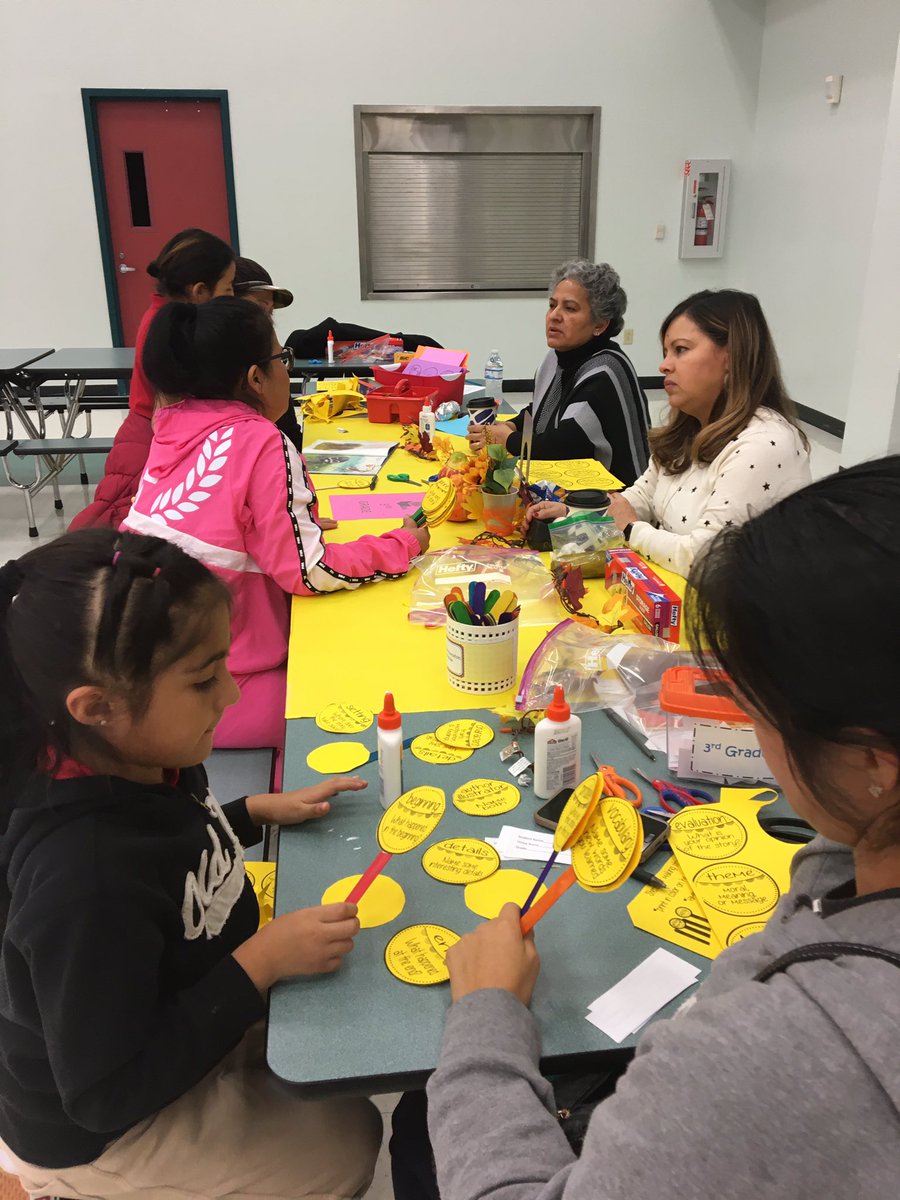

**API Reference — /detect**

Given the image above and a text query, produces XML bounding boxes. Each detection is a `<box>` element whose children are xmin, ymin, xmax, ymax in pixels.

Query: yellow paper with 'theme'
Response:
<box><xmin>377</xmin><ymin>786</ymin><xmax>445</xmax><ymax>854</ymax></box>
<box><xmin>385</xmin><ymin>923</ymin><xmax>460</xmax><ymax>986</ymax></box>
<box><xmin>452</xmin><ymin>779</ymin><xmax>521</xmax><ymax>817</ymax></box>
<box><xmin>306</xmin><ymin>741</ymin><xmax>371</xmax><ymax>774</ymax></box>
<box><xmin>571</xmin><ymin>798</ymin><xmax>643</xmax><ymax>891</ymax></box>
<box><xmin>435</xmin><ymin>719</ymin><xmax>494</xmax><ymax>750</ymax></box>
<box><xmin>315</xmin><ymin>702</ymin><xmax>374</xmax><ymax>735</ymax></box>
<box><xmin>411</xmin><ymin>734</ymin><xmax>473</xmax><ymax>765</ymax></box>
<box><xmin>321</xmin><ymin>874</ymin><xmax>405</xmax><ymax>928</ymax></box>
<box><xmin>667</xmin><ymin>789</ymin><xmax>800</xmax><ymax>949</ymax></box>
<box><xmin>422</xmin><ymin>838</ymin><xmax>501</xmax><ymax>885</ymax></box>
<box><xmin>465</xmin><ymin>868</ymin><xmax>547</xmax><ymax>919</ymax></box>
<box><xmin>627</xmin><ymin>855</ymin><xmax>725</xmax><ymax>960</ymax></box>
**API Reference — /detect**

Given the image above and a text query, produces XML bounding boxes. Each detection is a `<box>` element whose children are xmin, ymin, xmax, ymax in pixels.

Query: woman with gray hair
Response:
<box><xmin>468</xmin><ymin>258</ymin><xmax>650</xmax><ymax>484</ymax></box>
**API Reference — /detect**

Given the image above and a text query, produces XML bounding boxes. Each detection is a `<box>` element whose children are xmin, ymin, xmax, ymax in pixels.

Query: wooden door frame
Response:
<box><xmin>82</xmin><ymin>88</ymin><xmax>241</xmax><ymax>346</ymax></box>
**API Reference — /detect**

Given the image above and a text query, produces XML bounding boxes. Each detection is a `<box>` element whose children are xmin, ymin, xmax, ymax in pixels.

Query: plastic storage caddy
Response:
<box><xmin>366</xmin><ymin>380</ymin><xmax>439</xmax><ymax>424</ymax></box>
<box><xmin>659</xmin><ymin>665</ymin><xmax>776</xmax><ymax>786</ymax></box>
<box><xmin>372</xmin><ymin>360</ymin><xmax>468</xmax><ymax>407</ymax></box>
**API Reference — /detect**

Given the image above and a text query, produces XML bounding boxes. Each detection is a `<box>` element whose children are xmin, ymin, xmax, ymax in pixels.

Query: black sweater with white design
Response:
<box><xmin>0</xmin><ymin>766</ymin><xmax>265</xmax><ymax>1168</ymax></box>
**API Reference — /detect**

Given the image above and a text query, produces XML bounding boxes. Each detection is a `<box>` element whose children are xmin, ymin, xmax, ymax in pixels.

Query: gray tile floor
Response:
<box><xmin>0</xmin><ymin>413</ymin><xmax>841</xmax><ymax>1200</ymax></box>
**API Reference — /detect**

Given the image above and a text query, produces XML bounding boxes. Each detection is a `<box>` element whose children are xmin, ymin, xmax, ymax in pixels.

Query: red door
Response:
<box><xmin>95</xmin><ymin>98</ymin><xmax>235</xmax><ymax>344</ymax></box>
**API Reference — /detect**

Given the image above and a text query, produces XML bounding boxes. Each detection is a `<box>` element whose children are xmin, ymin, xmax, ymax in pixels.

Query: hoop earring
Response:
<box><xmin>869</xmin><ymin>783</ymin><xmax>884</xmax><ymax>798</ymax></box>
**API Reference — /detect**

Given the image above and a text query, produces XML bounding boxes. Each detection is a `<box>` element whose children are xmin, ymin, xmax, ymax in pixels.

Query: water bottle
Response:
<box><xmin>483</xmin><ymin>349</ymin><xmax>504</xmax><ymax>402</ymax></box>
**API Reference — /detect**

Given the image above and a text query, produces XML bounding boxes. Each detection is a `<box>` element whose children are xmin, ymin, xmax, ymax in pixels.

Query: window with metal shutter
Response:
<box><xmin>355</xmin><ymin>107</ymin><xmax>601</xmax><ymax>300</ymax></box>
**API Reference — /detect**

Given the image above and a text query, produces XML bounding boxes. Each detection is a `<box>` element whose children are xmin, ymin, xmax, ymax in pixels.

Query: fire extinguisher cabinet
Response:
<box><xmin>679</xmin><ymin>158</ymin><xmax>731</xmax><ymax>259</ymax></box>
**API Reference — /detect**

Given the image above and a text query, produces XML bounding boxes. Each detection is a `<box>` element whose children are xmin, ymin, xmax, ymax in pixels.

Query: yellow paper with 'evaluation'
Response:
<box><xmin>377</xmin><ymin>786</ymin><xmax>445</xmax><ymax>854</ymax></box>
<box><xmin>666</xmin><ymin>789</ymin><xmax>800</xmax><ymax>950</ymax></box>
<box><xmin>627</xmin><ymin>856</ymin><xmax>725</xmax><ymax>960</ymax></box>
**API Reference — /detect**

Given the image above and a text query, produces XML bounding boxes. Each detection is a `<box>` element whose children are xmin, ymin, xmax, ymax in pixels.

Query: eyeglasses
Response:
<box><xmin>258</xmin><ymin>347</ymin><xmax>294</xmax><ymax>371</ymax></box>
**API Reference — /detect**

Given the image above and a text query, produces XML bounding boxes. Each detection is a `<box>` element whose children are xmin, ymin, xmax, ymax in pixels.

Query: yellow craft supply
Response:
<box><xmin>306</xmin><ymin>741</ymin><xmax>371</xmax><ymax>774</ymax></box>
<box><xmin>245</xmin><ymin>861</ymin><xmax>276</xmax><ymax>928</ymax></box>
<box><xmin>434</xmin><ymin>718</ymin><xmax>494</xmax><ymax>750</ymax></box>
<box><xmin>421</xmin><ymin>838</ymin><xmax>501</xmax><ymax>885</ymax></box>
<box><xmin>627</xmin><ymin>856</ymin><xmax>725</xmax><ymax>960</ymax></box>
<box><xmin>321</xmin><ymin>874</ymin><xmax>405</xmax><ymax>928</ymax></box>
<box><xmin>376</xmin><ymin>786</ymin><xmax>446</xmax><ymax>854</ymax></box>
<box><xmin>452</xmin><ymin>778</ymin><xmax>521</xmax><ymax>817</ymax></box>
<box><xmin>570</xmin><ymin>797</ymin><xmax>643</xmax><ymax>891</ymax></box>
<box><xmin>384</xmin><ymin>923</ymin><xmax>460</xmax><ymax>986</ymax></box>
<box><xmin>553</xmin><ymin>773</ymin><xmax>603</xmax><ymax>852</ymax></box>
<box><xmin>410</xmin><ymin>734</ymin><xmax>473</xmax><ymax>765</ymax></box>
<box><xmin>530</xmin><ymin>458</ymin><xmax>623</xmax><ymax>493</ymax></box>
<box><xmin>666</xmin><ymin>788</ymin><xmax>800</xmax><ymax>949</ymax></box>
<box><xmin>315</xmin><ymin>702</ymin><xmax>374</xmax><ymax>735</ymax></box>
<box><xmin>465</xmin><ymin>868</ymin><xmax>547</xmax><ymax>919</ymax></box>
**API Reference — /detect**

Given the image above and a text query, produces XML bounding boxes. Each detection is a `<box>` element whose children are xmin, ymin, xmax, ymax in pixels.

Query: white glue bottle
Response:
<box><xmin>326</xmin><ymin>328</ymin><xmax>335</xmax><ymax>365</ymax></box>
<box><xmin>533</xmin><ymin>686</ymin><xmax>582</xmax><ymax>799</ymax></box>
<box><xmin>377</xmin><ymin>692</ymin><xmax>404</xmax><ymax>809</ymax></box>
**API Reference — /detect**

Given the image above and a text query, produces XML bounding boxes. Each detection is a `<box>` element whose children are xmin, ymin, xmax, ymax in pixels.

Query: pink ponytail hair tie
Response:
<box><xmin>152</xmin><ymin>567</ymin><xmax>161</xmax><ymax>578</ymax></box>
<box><xmin>111</xmin><ymin>551</ymin><xmax>121</xmax><ymax>566</ymax></box>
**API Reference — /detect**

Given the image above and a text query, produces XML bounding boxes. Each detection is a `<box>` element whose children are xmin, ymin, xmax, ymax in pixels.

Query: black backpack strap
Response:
<box><xmin>756</xmin><ymin>941</ymin><xmax>900</xmax><ymax>983</ymax></box>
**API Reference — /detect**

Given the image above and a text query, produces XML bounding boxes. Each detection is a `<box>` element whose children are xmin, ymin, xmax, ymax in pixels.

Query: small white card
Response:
<box><xmin>485</xmin><ymin>825</ymin><xmax>572</xmax><ymax>865</ymax></box>
<box><xmin>585</xmin><ymin>948</ymin><xmax>701</xmax><ymax>1043</ymax></box>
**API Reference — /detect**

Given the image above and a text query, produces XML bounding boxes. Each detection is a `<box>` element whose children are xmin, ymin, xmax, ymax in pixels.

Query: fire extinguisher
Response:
<box><xmin>694</xmin><ymin>199</ymin><xmax>715</xmax><ymax>247</ymax></box>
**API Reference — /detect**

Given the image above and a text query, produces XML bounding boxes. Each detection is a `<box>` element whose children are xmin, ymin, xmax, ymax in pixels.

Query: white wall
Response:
<box><xmin>733</xmin><ymin>0</ymin><xmax>900</xmax><ymax>422</ymax></box>
<box><xmin>0</xmin><ymin>0</ymin><xmax>766</xmax><ymax>379</ymax></box>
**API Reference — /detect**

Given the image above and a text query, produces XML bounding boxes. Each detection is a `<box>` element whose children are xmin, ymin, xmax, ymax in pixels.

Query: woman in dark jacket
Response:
<box><xmin>468</xmin><ymin>259</ymin><xmax>650</xmax><ymax>485</ymax></box>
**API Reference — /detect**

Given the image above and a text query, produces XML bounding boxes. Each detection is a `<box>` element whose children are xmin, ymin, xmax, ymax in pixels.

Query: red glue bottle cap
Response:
<box><xmin>378</xmin><ymin>692</ymin><xmax>402</xmax><ymax>730</ymax></box>
<box><xmin>545</xmin><ymin>686</ymin><xmax>570</xmax><ymax>722</ymax></box>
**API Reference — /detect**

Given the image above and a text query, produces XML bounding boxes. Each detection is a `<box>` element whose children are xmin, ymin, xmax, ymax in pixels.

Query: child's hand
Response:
<box><xmin>446</xmin><ymin>903</ymin><xmax>540</xmax><ymax>1006</ymax></box>
<box><xmin>319</xmin><ymin>516</ymin><xmax>339</xmax><ymax>531</ymax></box>
<box><xmin>401</xmin><ymin>517</ymin><xmax>430</xmax><ymax>553</ymax></box>
<box><xmin>246</xmin><ymin>777</ymin><xmax>367</xmax><ymax>827</ymax></box>
<box><xmin>233</xmin><ymin>903</ymin><xmax>360</xmax><ymax>991</ymax></box>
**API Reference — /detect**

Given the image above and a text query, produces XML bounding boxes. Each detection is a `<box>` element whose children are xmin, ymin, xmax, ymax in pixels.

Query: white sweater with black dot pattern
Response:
<box><xmin>621</xmin><ymin>409</ymin><xmax>811</xmax><ymax>577</ymax></box>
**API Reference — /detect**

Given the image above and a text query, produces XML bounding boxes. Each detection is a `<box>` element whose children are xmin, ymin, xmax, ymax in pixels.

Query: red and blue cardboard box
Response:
<box><xmin>605</xmin><ymin>548</ymin><xmax>682</xmax><ymax>643</ymax></box>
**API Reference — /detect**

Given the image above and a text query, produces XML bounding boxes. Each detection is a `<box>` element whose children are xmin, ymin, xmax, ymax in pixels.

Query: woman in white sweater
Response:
<box><xmin>525</xmin><ymin>289</ymin><xmax>811</xmax><ymax>577</ymax></box>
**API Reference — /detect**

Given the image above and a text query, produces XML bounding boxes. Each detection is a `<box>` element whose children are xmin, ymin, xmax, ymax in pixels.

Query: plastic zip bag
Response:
<box><xmin>516</xmin><ymin>619</ymin><xmax>691</xmax><ymax>713</ymax></box>
<box><xmin>408</xmin><ymin>546</ymin><xmax>559</xmax><ymax>626</ymax></box>
<box><xmin>549</xmin><ymin>511</ymin><xmax>624</xmax><ymax>577</ymax></box>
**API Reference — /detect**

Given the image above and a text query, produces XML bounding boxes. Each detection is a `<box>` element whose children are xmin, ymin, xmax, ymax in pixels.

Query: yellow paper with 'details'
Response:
<box><xmin>452</xmin><ymin>778</ymin><xmax>521</xmax><ymax>817</ymax></box>
<box><xmin>465</xmin><ymin>869</ymin><xmax>547</xmax><ymax>919</ymax></box>
<box><xmin>321</xmin><ymin>874</ymin><xmax>405</xmax><ymax>928</ymax></box>
<box><xmin>571</xmin><ymin>797</ymin><xmax>642</xmax><ymax>892</ymax></box>
<box><xmin>385</xmin><ymin>923</ymin><xmax>460</xmax><ymax>986</ymax></box>
<box><xmin>422</xmin><ymin>838</ymin><xmax>501</xmax><ymax>885</ymax></box>
<box><xmin>377</xmin><ymin>786</ymin><xmax>445</xmax><ymax>854</ymax></box>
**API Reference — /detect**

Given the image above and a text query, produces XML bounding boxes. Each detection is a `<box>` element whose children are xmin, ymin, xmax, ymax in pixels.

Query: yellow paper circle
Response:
<box><xmin>464</xmin><ymin>868</ymin><xmax>547</xmax><ymax>919</ymax></box>
<box><xmin>453</xmin><ymin>778</ymin><xmax>521</xmax><ymax>817</ymax></box>
<box><xmin>554</xmin><ymin>773</ymin><xmax>603</xmax><ymax>852</ymax></box>
<box><xmin>691</xmin><ymin>862</ymin><xmax>780</xmax><ymax>917</ymax></box>
<box><xmin>411</xmin><ymin>734</ymin><xmax>473</xmax><ymax>765</ymax></box>
<box><xmin>306</xmin><ymin>741</ymin><xmax>371</xmax><ymax>774</ymax></box>
<box><xmin>435</xmin><ymin>719</ymin><xmax>495</xmax><ymax>750</ymax></box>
<box><xmin>315</xmin><ymin>702</ymin><xmax>374</xmax><ymax>735</ymax></box>
<box><xmin>422</xmin><ymin>838</ymin><xmax>501</xmax><ymax>885</ymax></box>
<box><xmin>321</xmin><ymin>874</ymin><xmax>405</xmax><ymax>928</ymax></box>
<box><xmin>377</xmin><ymin>786</ymin><xmax>445</xmax><ymax>854</ymax></box>
<box><xmin>571</xmin><ymin>797</ymin><xmax>642</xmax><ymax>891</ymax></box>
<box><xmin>385</xmin><ymin>923</ymin><xmax>460</xmax><ymax>986</ymax></box>
<box><xmin>421</xmin><ymin>478</ymin><xmax>456</xmax><ymax>526</ymax></box>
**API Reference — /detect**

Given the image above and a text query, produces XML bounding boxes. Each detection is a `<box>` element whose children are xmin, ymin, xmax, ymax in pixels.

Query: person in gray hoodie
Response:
<box><xmin>427</xmin><ymin>453</ymin><xmax>900</xmax><ymax>1200</ymax></box>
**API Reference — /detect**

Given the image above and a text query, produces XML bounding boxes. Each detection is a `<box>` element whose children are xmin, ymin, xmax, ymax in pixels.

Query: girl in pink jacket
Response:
<box><xmin>123</xmin><ymin>298</ymin><xmax>429</xmax><ymax>758</ymax></box>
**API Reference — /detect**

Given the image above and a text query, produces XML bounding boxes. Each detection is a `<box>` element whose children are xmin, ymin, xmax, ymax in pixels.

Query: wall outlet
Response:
<box><xmin>654</xmin><ymin>223</ymin><xmax>666</xmax><ymax>240</ymax></box>
<box><xmin>622</xmin><ymin>328</ymin><xmax>634</xmax><ymax>345</ymax></box>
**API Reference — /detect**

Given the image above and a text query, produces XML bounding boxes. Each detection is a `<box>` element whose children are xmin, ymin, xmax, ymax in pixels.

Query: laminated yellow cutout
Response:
<box><xmin>377</xmin><ymin>786</ymin><xmax>445</xmax><ymax>854</ymax></box>
<box><xmin>667</xmin><ymin>789</ymin><xmax>800</xmax><ymax>950</ymax></box>
<box><xmin>570</xmin><ymin>798</ymin><xmax>642</xmax><ymax>891</ymax></box>
<box><xmin>245</xmin><ymin>861</ymin><xmax>276</xmax><ymax>928</ymax></box>
<box><xmin>452</xmin><ymin>778</ymin><xmax>521</xmax><ymax>817</ymax></box>
<box><xmin>530</xmin><ymin>458</ymin><xmax>623</xmax><ymax>493</ymax></box>
<box><xmin>422</xmin><ymin>838</ymin><xmax>501</xmax><ymax>885</ymax></box>
<box><xmin>554</xmin><ymin>773</ymin><xmax>602</xmax><ymax>851</ymax></box>
<box><xmin>465</xmin><ymin>868</ymin><xmax>547</xmax><ymax>919</ymax></box>
<box><xmin>385</xmin><ymin>923</ymin><xmax>460</xmax><ymax>985</ymax></box>
<box><xmin>627</xmin><ymin>855</ymin><xmax>725</xmax><ymax>960</ymax></box>
<box><xmin>410</xmin><ymin>734</ymin><xmax>473</xmax><ymax>765</ymax></box>
<box><xmin>434</xmin><ymin>719</ymin><xmax>494</xmax><ymax>750</ymax></box>
<box><xmin>321</xmin><ymin>874</ymin><xmax>405</xmax><ymax>928</ymax></box>
<box><xmin>306</xmin><ymin>741</ymin><xmax>371</xmax><ymax>774</ymax></box>
<box><xmin>315</xmin><ymin>702</ymin><xmax>374</xmax><ymax>735</ymax></box>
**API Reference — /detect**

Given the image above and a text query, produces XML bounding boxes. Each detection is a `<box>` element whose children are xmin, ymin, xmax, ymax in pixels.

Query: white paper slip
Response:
<box><xmin>585</xmin><ymin>948</ymin><xmax>701</xmax><ymax>1043</ymax></box>
<box><xmin>485</xmin><ymin>826</ymin><xmax>572</xmax><ymax>866</ymax></box>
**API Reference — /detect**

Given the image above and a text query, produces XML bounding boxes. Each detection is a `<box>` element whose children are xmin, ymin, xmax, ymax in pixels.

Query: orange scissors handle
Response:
<box><xmin>600</xmin><ymin>765</ymin><xmax>643</xmax><ymax>808</ymax></box>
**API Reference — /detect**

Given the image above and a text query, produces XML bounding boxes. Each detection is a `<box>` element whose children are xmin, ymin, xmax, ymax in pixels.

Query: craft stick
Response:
<box><xmin>520</xmin><ymin>866</ymin><xmax>577</xmax><ymax>933</ymax></box>
<box><xmin>520</xmin><ymin>850</ymin><xmax>558</xmax><ymax>916</ymax></box>
<box><xmin>345</xmin><ymin>850</ymin><xmax>392</xmax><ymax>904</ymax></box>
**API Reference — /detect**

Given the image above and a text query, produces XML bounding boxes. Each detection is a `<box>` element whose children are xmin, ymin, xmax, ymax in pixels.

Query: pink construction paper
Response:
<box><xmin>328</xmin><ymin>491</ymin><xmax>426</xmax><ymax>521</ymax></box>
